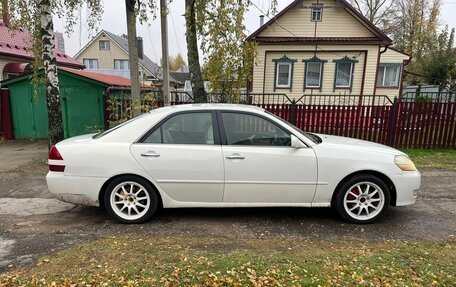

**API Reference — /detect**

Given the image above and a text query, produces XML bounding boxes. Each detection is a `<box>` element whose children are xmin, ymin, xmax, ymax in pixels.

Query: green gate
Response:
<box><xmin>1</xmin><ymin>70</ymin><xmax>107</xmax><ymax>139</ymax></box>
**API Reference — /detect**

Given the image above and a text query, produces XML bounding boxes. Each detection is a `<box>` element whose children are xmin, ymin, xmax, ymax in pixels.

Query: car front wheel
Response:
<box><xmin>104</xmin><ymin>176</ymin><xmax>158</xmax><ymax>224</ymax></box>
<box><xmin>335</xmin><ymin>175</ymin><xmax>390</xmax><ymax>224</ymax></box>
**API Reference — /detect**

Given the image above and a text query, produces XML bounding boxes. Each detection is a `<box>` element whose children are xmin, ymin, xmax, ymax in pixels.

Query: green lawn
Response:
<box><xmin>403</xmin><ymin>149</ymin><xmax>456</xmax><ymax>170</ymax></box>
<box><xmin>1</xmin><ymin>237</ymin><xmax>454</xmax><ymax>287</ymax></box>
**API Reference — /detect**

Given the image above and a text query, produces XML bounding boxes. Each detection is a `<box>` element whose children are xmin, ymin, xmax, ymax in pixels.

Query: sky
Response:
<box><xmin>53</xmin><ymin>0</ymin><xmax>456</xmax><ymax>64</ymax></box>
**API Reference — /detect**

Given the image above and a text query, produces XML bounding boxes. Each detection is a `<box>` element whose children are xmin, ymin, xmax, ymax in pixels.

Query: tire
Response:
<box><xmin>334</xmin><ymin>175</ymin><xmax>390</xmax><ymax>224</ymax></box>
<box><xmin>104</xmin><ymin>175</ymin><xmax>158</xmax><ymax>224</ymax></box>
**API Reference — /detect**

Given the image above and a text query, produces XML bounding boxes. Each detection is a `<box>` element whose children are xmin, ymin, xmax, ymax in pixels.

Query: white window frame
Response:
<box><xmin>83</xmin><ymin>58</ymin><xmax>99</xmax><ymax>69</ymax></box>
<box><xmin>305</xmin><ymin>62</ymin><xmax>323</xmax><ymax>88</ymax></box>
<box><xmin>377</xmin><ymin>63</ymin><xmax>401</xmax><ymax>87</ymax></box>
<box><xmin>335</xmin><ymin>62</ymin><xmax>354</xmax><ymax>88</ymax></box>
<box><xmin>99</xmin><ymin>40</ymin><xmax>110</xmax><ymax>51</ymax></box>
<box><xmin>276</xmin><ymin>62</ymin><xmax>292</xmax><ymax>88</ymax></box>
<box><xmin>311</xmin><ymin>6</ymin><xmax>322</xmax><ymax>22</ymax></box>
<box><xmin>114</xmin><ymin>59</ymin><xmax>129</xmax><ymax>70</ymax></box>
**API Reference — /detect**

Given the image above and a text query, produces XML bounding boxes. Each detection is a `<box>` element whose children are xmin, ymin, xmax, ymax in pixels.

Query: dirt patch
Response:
<box><xmin>0</xmin><ymin>140</ymin><xmax>47</xmax><ymax>173</ymax></box>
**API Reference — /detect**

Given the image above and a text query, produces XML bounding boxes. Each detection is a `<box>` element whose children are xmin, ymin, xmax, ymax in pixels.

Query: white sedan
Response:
<box><xmin>46</xmin><ymin>104</ymin><xmax>420</xmax><ymax>224</ymax></box>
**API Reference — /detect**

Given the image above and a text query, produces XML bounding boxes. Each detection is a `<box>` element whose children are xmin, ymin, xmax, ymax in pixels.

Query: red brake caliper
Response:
<box><xmin>347</xmin><ymin>188</ymin><xmax>359</xmax><ymax>200</ymax></box>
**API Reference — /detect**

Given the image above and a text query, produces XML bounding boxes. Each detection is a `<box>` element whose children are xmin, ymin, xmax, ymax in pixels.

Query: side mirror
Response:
<box><xmin>291</xmin><ymin>134</ymin><xmax>306</xmax><ymax>149</ymax></box>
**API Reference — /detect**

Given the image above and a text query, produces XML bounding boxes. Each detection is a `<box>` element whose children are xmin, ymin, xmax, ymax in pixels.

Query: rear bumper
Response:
<box><xmin>46</xmin><ymin>172</ymin><xmax>108</xmax><ymax>207</ymax></box>
<box><xmin>391</xmin><ymin>170</ymin><xmax>421</xmax><ymax>206</ymax></box>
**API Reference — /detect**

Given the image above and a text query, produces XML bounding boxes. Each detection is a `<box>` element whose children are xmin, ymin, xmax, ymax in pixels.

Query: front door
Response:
<box><xmin>131</xmin><ymin>111</ymin><xmax>224</xmax><ymax>202</ymax></box>
<box><xmin>220</xmin><ymin>111</ymin><xmax>318</xmax><ymax>204</ymax></box>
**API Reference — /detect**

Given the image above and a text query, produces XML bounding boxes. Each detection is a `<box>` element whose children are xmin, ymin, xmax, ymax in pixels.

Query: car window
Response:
<box><xmin>93</xmin><ymin>113</ymin><xmax>147</xmax><ymax>139</ymax></box>
<box><xmin>265</xmin><ymin>111</ymin><xmax>320</xmax><ymax>144</ymax></box>
<box><xmin>143</xmin><ymin>127</ymin><xmax>162</xmax><ymax>143</ymax></box>
<box><xmin>221</xmin><ymin>112</ymin><xmax>291</xmax><ymax>146</ymax></box>
<box><xmin>144</xmin><ymin>112</ymin><xmax>214</xmax><ymax>144</ymax></box>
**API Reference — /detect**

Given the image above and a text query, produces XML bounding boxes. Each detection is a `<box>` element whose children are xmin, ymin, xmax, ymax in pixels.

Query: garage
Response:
<box><xmin>0</xmin><ymin>68</ymin><xmax>141</xmax><ymax>139</ymax></box>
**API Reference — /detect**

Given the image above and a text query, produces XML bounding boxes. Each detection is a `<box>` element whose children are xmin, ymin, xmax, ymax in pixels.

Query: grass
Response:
<box><xmin>1</xmin><ymin>237</ymin><xmax>454</xmax><ymax>287</ymax></box>
<box><xmin>403</xmin><ymin>149</ymin><xmax>456</xmax><ymax>171</ymax></box>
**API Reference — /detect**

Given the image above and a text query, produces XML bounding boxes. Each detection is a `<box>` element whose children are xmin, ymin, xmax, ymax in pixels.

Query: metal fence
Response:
<box><xmin>107</xmin><ymin>90</ymin><xmax>455</xmax><ymax>149</ymax></box>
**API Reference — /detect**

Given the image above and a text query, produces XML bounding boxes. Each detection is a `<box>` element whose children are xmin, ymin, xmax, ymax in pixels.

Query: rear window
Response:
<box><xmin>92</xmin><ymin>114</ymin><xmax>147</xmax><ymax>139</ymax></box>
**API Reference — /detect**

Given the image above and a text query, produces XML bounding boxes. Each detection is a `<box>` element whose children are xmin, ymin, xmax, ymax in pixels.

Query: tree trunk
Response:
<box><xmin>185</xmin><ymin>0</ymin><xmax>206</xmax><ymax>103</ymax></box>
<box><xmin>40</xmin><ymin>0</ymin><xmax>63</xmax><ymax>146</ymax></box>
<box><xmin>125</xmin><ymin>0</ymin><xmax>141</xmax><ymax>116</ymax></box>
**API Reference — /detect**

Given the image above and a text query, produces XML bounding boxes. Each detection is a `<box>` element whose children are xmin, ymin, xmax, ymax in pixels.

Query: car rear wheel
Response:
<box><xmin>104</xmin><ymin>176</ymin><xmax>158</xmax><ymax>224</ymax></box>
<box><xmin>335</xmin><ymin>175</ymin><xmax>390</xmax><ymax>224</ymax></box>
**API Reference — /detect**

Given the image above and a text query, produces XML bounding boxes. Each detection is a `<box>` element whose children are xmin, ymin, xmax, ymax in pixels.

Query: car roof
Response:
<box><xmin>150</xmin><ymin>103</ymin><xmax>265</xmax><ymax>114</ymax></box>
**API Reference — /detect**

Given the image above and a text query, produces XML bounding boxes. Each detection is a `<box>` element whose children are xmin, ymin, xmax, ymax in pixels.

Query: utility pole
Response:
<box><xmin>125</xmin><ymin>0</ymin><xmax>141</xmax><ymax>116</ymax></box>
<box><xmin>160</xmin><ymin>0</ymin><xmax>170</xmax><ymax>106</ymax></box>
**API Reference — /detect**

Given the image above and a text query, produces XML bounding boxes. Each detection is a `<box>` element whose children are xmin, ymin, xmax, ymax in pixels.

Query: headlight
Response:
<box><xmin>395</xmin><ymin>155</ymin><xmax>416</xmax><ymax>171</ymax></box>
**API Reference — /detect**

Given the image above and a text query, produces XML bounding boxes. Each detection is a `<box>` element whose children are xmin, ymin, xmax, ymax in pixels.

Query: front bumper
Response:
<box><xmin>391</xmin><ymin>170</ymin><xmax>421</xmax><ymax>206</ymax></box>
<box><xmin>46</xmin><ymin>172</ymin><xmax>108</xmax><ymax>207</ymax></box>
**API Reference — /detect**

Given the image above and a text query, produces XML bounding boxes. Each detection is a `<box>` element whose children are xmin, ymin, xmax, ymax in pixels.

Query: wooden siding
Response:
<box><xmin>252</xmin><ymin>44</ymin><xmax>379</xmax><ymax>99</ymax></box>
<box><xmin>259</xmin><ymin>0</ymin><xmax>375</xmax><ymax>38</ymax></box>
<box><xmin>380</xmin><ymin>48</ymin><xmax>410</xmax><ymax>63</ymax></box>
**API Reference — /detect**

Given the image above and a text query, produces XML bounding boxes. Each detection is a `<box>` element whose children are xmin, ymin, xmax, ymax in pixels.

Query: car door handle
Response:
<box><xmin>226</xmin><ymin>154</ymin><xmax>245</xmax><ymax>160</ymax></box>
<box><xmin>141</xmin><ymin>152</ymin><xmax>160</xmax><ymax>158</ymax></box>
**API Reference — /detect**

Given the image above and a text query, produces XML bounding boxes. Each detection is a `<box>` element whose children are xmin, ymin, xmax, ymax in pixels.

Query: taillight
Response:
<box><xmin>49</xmin><ymin>145</ymin><xmax>63</xmax><ymax>160</ymax></box>
<box><xmin>49</xmin><ymin>145</ymin><xmax>65</xmax><ymax>172</ymax></box>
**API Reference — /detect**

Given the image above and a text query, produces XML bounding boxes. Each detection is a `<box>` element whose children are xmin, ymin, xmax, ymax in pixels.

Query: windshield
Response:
<box><xmin>265</xmin><ymin>111</ymin><xmax>322</xmax><ymax>144</ymax></box>
<box><xmin>92</xmin><ymin>113</ymin><xmax>148</xmax><ymax>139</ymax></box>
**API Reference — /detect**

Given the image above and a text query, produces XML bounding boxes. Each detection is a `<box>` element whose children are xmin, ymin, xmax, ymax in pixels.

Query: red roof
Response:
<box><xmin>0</xmin><ymin>22</ymin><xmax>83</xmax><ymax>69</ymax></box>
<box><xmin>60</xmin><ymin>67</ymin><xmax>152</xmax><ymax>88</ymax></box>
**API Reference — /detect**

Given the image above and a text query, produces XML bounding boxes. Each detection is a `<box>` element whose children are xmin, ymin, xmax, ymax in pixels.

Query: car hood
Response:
<box><xmin>315</xmin><ymin>133</ymin><xmax>406</xmax><ymax>156</ymax></box>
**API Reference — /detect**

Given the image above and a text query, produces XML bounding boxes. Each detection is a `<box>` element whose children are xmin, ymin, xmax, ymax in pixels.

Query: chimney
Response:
<box><xmin>2</xmin><ymin>0</ymin><xmax>9</xmax><ymax>26</ymax></box>
<box><xmin>259</xmin><ymin>15</ymin><xmax>265</xmax><ymax>27</ymax></box>
<box><xmin>136</xmin><ymin>37</ymin><xmax>143</xmax><ymax>60</ymax></box>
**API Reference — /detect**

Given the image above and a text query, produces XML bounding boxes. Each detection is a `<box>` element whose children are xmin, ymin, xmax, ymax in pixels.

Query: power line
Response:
<box><xmin>146</xmin><ymin>25</ymin><xmax>159</xmax><ymax>64</ymax></box>
<box><xmin>170</xmin><ymin>12</ymin><xmax>183</xmax><ymax>56</ymax></box>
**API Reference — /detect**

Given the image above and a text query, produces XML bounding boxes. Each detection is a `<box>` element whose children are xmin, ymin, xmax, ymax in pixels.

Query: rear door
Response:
<box><xmin>219</xmin><ymin>111</ymin><xmax>318</xmax><ymax>204</ymax></box>
<box><xmin>130</xmin><ymin>111</ymin><xmax>224</xmax><ymax>202</ymax></box>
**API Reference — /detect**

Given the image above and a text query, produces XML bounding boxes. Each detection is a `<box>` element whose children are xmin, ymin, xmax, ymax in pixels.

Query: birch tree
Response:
<box><xmin>40</xmin><ymin>0</ymin><xmax>62</xmax><ymax>144</ymax></box>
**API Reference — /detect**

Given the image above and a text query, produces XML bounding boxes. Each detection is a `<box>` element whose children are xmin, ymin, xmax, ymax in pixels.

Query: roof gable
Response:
<box><xmin>74</xmin><ymin>30</ymin><xmax>177</xmax><ymax>82</ymax></box>
<box><xmin>246</xmin><ymin>0</ymin><xmax>391</xmax><ymax>44</ymax></box>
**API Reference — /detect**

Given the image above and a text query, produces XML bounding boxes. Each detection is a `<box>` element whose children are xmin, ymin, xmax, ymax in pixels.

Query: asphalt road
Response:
<box><xmin>0</xmin><ymin>144</ymin><xmax>454</xmax><ymax>273</ymax></box>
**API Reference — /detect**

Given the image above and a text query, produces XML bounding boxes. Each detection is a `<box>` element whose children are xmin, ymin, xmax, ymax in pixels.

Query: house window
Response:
<box><xmin>99</xmin><ymin>40</ymin><xmax>110</xmax><ymax>51</ymax></box>
<box><xmin>83</xmin><ymin>58</ymin><xmax>99</xmax><ymax>69</ymax></box>
<box><xmin>377</xmin><ymin>64</ymin><xmax>401</xmax><ymax>87</ymax></box>
<box><xmin>311</xmin><ymin>5</ymin><xmax>322</xmax><ymax>22</ymax></box>
<box><xmin>276</xmin><ymin>63</ymin><xmax>292</xmax><ymax>88</ymax></box>
<box><xmin>303</xmin><ymin>56</ymin><xmax>327</xmax><ymax>89</ymax></box>
<box><xmin>272</xmin><ymin>55</ymin><xmax>297</xmax><ymax>91</ymax></box>
<box><xmin>333</xmin><ymin>56</ymin><xmax>358</xmax><ymax>90</ymax></box>
<box><xmin>335</xmin><ymin>62</ymin><xmax>353</xmax><ymax>87</ymax></box>
<box><xmin>114</xmin><ymin>59</ymin><xmax>129</xmax><ymax>70</ymax></box>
